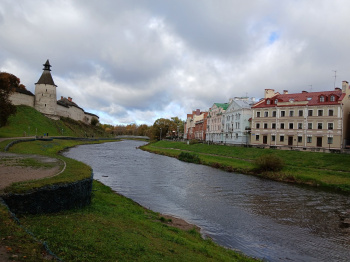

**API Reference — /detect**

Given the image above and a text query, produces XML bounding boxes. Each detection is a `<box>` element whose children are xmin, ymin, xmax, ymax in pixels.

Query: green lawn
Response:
<box><xmin>142</xmin><ymin>141</ymin><xmax>350</xmax><ymax>193</ymax></box>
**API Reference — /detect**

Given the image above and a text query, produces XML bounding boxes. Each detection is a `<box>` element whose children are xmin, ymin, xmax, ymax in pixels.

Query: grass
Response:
<box><xmin>13</xmin><ymin>181</ymin><xmax>255</xmax><ymax>262</ymax></box>
<box><xmin>0</xmin><ymin>139</ymin><xmax>257</xmax><ymax>261</ymax></box>
<box><xmin>0</xmin><ymin>105</ymin><xmax>110</xmax><ymax>138</ymax></box>
<box><xmin>141</xmin><ymin>141</ymin><xmax>350</xmax><ymax>193</ymax></box>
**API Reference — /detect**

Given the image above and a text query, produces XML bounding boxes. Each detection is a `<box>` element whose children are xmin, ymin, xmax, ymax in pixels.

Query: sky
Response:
<box><xmin>1</xmin><ymin>0</ymin><xmax>350</xmax><ymax>125</ymax></box>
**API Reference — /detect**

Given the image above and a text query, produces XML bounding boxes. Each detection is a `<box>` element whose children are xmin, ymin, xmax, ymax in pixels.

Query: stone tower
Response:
<box><xmin>34</xmin><ymin>60</ymin><xmax>58</xmax><ymax>119</ymax></box>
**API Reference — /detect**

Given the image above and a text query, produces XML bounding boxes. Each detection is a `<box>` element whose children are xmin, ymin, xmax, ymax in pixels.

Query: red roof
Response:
<box><xmin>253</xmin><ymin>89</ymin><xmax>345</xmax><ymax>108</ymax></box>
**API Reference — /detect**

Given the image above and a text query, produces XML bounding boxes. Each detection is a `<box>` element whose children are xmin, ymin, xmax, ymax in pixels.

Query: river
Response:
<box><xmin>63</xmin><ymin>140</ymin><xmax>350</xmax><ymax>261</ymax></box>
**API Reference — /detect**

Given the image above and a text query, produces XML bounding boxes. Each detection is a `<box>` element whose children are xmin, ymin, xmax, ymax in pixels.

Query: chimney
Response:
<box><xmin>335</xmin><ymin>87</ymin><xmax>341</xmax><ymax>91</ymax></box>
<box><xmin>302</xmin><ymin>91</ymin><xmax>308</xmax><ymax>93</ymax></box>
<box><xmin>264</xmin><ymin>89</ymin><xmax>275</xmax><ymax>99</ymax></box>
<box><xmin>61</xmin><ymin>96</ymin><xmax>63</xmax><ymax>99</ymax></box>
<box><xmin>283</xmin><ymin>90</ymin><xmax>288</xmax><ymax>94</ymax></box>
<box><xmin>68</xmin><ymin>97</ymin><xmax>72</xmax><ymax>102</ymax></box>
<box><xmin>196</xmin><ymin>109</ymin><xmax>200</xmax><ymax>115</ymax></box>
<box><xmin>342</xmin><ymin>81</ymin><xmax>349</xmax><ymax>93</ymax></box>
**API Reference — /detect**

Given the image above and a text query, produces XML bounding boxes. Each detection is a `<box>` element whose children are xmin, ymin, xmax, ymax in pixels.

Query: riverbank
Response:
<box><xmin>0</xmin><ymin>139</ymin><xmax>256</xmax><ymax>261</ymax></box>
<box><xmin>141</xmin><ymin>140</ymin><xmax>350</xmax><ymax>194</ymax></box>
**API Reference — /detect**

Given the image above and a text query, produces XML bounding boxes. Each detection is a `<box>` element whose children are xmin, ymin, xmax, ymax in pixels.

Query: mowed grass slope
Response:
<box><xmin>142</xmin><ymin>141</ymin><xmax>350</xmax><ymax>193</ymax></box>
<box><xmin>0</xmin><ymin>105</ymin><xmax>109</xmax><ymax>138</ymax></box>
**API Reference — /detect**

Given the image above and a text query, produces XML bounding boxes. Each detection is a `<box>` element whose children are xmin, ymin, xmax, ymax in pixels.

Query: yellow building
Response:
<box><xmin>251</xmin><ymin>81</ymin><xmax>350</xmax><ymax>150</ymax></box>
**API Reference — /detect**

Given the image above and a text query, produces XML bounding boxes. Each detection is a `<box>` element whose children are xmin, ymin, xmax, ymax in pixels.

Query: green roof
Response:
<box><xmin>214</xmin><ymin>103</ymin><xmax>229</xmax><ymax>110</ymax></box>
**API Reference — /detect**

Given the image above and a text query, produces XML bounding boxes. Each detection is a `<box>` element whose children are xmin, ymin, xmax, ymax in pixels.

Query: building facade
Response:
<box><xmin>10</xmin><ymin>60</ymin><xmax>99</xmax><ymax>124</ymax></box>
<box><xmin>251</xmin><ymin>81</ymin><xmax>350</xmax><ymax>150</ymax></box>
<box><xmin>184</xmin><ymin>109</ymin><xmax>207</xmax><ymax>140</ymax></box>
<box><xmin>223</xmin><ymin>97</ymin><xmax>255</xmax><ymax>145</ymax></box>
<box><xmin>206</xmin><ymin>103</ymin><xmax>229</xmax><ymax>143</ymax></box>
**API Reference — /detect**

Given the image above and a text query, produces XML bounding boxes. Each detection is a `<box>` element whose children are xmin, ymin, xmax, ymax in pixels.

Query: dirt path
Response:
<box><xmin>0</xmin><ymin>152</ymin><xmax>64</xmax><ymax>191</ymax></box>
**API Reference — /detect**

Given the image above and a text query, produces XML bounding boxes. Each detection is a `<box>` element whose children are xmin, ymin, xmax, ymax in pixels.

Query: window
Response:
<box><xmin>307</xmin><ymin>136</ymin><xmax>312</xmax><ymax>143</ymax></box>
<box><xmin>320</xmin><ymin>96</ymin><xmax>325</xmax><ymax>102</ymax></box>
<box><xmin>308</xmin><ymin>110</ymin><xmax>313</xmax><ymax>116</ymax></box>
<box><xmin>272</xmin><ymin>111</ymin><xmax>277</xmax><ymax>117</ymax></box>
<box><xmin>328</xmin><ymin>123</ymin><xmax>333</xmax><ymax>130</ymax></box>
<box><xmin>256</xmin><ymin>135</ymin><xmax>260</xmax><ymax>141</ymax></box>
<box><xmin>280</xmin><ymin>123</ymin><xmax>285</xmax><ymax>129</ymax></box>
<box><xmin>318</xmin><ymin>123</ymin><xmax>323</xmax><ymax>129</ymax></box>
<box><xmin>328</xmin><ymin>137</ymin><xmax>333</xmax><ymax>144</ymax></box>
<box><xmin>266</xmin><ymin>99</ymin><xmax>271</xmax><ymax>104</ymax></box>
<box><xmin>298</xmin><ymin>136</ymin><xmax>302</xmax><ymax>143</ymax></box>
<box><xmin>281</xmin><ymin>111</ymin><xmax>286</xmax><ymax>117</ymax></box>
<box><xmin>275</xmin><ymin>99</ymin><xmax>278</xmax><ymax>104</ymax></box>
<box><xmin>308</xmin><ymin>123</ymin><xmax>312</xmax><ymax>129</ymax></box>
<box><xmin>298</xmin><ymin>123</ymin><xmax>303</xmax><ymax>129</ymax></box>
<box><xmin>271</xmin><ymin>135</ymin><xmax>276</xmax><ymax>141</ymax></box>
<box><xmin>289</xmin><ymin>123</ymin><xmax>294</xmax><ymax>129</ymax></box>
<box><xmin>318</xmin><ymin>110</ymin><xmax>323</xmax><ymax>116</ymax></box>
<box><xmin>257</xmin><ymin>112</ymin><xmax>261</xmax><ymax>117</ymax></box>
<box><xmin>280</xmin><ymin>135</ymin><xmax>284</xmax><ymax>142</ymax></box>
<box><xmin>299</xmin><ymin>110</ymin><xmax>303</xmax><ymax>117</ymax></box>
<box><xmin>256</xmin><ymin>123</ymin><xmax>260</xmax><ymax>129</ymax></box>
<box><xmin>289</xmin><ymin>111</ymin><xmax>294</xmax><ymax>117</ymax></box>
<box><xmin>330</xmin><ymin>95</ymin><xmax>335</xmax><ymax>102</ymax></box>
<box><xmin>264</xmin><ymin>111</ymin><xmax>269</xmax><ymax>117</ymax></box>
<box><xmin>264</xmin><ymin>123</ymin><xmax>268</xmax><ymax>129</ymax></box>
<box><xmin>329</xmin><ymin>109</ymin><xmax>334</xmax><ymax>116</ymax></box>
<box><xmin>272</xmin><ymin>123</ymin><xmax>276</xmax><ymax>129</ymax></box>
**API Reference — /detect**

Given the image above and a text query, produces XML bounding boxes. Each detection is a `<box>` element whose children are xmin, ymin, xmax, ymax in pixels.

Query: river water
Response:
<box><xmin>63</xmin><ymin>140</ymin><xmax>350</xmax><ymax>261</ymax></box>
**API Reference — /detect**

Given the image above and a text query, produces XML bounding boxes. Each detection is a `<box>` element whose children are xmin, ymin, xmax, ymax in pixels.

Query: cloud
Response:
<box><xmin>1</xmin><ymin>0</ymin><xmax>350</xmax><ymax>125</ymax></box>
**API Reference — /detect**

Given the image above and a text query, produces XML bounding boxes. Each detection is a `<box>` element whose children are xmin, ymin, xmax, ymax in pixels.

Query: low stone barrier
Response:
<box><xmin>2</xmin><ymin>173</ymin><xmax>93</xmax><ymax>214</ymax></box>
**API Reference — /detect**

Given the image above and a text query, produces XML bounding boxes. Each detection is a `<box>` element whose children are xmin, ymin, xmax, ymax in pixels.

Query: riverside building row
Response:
<box><xmin>184</xmin><ymin>81</ymin><xmax>350</xmax><ymax>150</ymax></box>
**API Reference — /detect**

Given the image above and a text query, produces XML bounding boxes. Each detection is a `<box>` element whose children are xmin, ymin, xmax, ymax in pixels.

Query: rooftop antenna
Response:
<box><xmin>308</xmin><ymin>85</ymin><xmax>312</xmax><ymax>92</ymax></box>
<box><xmin>333</xmin><ymin>70</ymin><xmax>337</xmax><ymax>89</ymax></box>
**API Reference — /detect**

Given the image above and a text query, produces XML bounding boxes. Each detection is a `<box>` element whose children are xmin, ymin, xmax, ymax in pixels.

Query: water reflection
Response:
<box><xmin>64</xmin><ymin>140</ymin><xmax>350</xmax><ymax>261</ymax></box>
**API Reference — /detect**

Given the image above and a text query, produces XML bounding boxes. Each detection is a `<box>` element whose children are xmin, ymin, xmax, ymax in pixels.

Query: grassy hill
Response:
<box><xmin>0</xmin><ymin>105</ymin><xmax>110</xmax><ymax>138</ymax></box>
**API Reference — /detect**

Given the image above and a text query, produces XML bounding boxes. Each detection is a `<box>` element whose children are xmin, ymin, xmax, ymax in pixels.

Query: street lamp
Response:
<box><xmin>160</xmin><ymin>128</ymin><xmax>162</xmax><ymax>141</ymax></box>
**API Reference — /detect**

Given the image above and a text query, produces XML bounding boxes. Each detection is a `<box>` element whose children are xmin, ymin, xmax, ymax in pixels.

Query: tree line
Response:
<box><xmin>101</xmin><ymin>117</ymin><xmax>184</xmax><ymax>140</ymax></box>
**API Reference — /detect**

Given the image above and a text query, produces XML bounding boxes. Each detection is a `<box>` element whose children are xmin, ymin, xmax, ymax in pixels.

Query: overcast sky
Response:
<box><xmin>1</xmin><ymin>1</ymin><xmax>350</xmax><ymax>125</ymax></box>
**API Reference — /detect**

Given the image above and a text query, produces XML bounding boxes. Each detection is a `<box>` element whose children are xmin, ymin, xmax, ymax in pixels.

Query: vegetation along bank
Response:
<box><xmin>141</xmin><ymin>140</ymin><xmax>350</xmax><ymax>194</ymax></box>
<box><xmin>0</xmin><ymin>138</ymin><xmax>256</xmax><ymax>261</ymax></box>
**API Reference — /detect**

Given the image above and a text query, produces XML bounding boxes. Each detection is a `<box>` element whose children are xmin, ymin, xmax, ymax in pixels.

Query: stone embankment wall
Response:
<box><xmin>2</xmin><ymin>174</ymin><xmax>93</xmax><ymax>214</ymax></box>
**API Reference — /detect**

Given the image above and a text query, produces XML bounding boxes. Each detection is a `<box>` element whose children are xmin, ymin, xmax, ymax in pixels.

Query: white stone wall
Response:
<box><xmin>9</xmin><ymin>92</ymin><xmax>35</xmax><ymax>107</ymax></box>
<box><xmin>34</xmin><ymin>84</ymin><xmax>57</xmax><ymax>115</ymax></box>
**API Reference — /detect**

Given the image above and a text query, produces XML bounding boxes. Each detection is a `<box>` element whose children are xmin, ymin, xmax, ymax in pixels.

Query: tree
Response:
<box><xmin>0</xmin><ymin>72</ymin><xmax>22</xmax><ymax>127</ymax></box>
<box><xmin>91</xmin><ymin>117</ymin><xmax>99</xmax><ymax>126</ymax></box>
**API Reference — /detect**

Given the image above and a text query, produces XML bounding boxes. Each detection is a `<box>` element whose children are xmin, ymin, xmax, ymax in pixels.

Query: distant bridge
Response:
<box><xmin>115</xmin><ymin>135</ymin><xmax>150</xmax><ymax>140</ymax></box>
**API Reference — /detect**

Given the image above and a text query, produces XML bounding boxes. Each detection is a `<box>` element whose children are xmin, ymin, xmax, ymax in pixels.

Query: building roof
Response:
<box><xmin>57</xmin><ymin>97</ymin><xmax>83</xmax><ymax>110</ymax></box>
<box><xmin>252</xmin><ymin>89</ymin><xmax>344</xmax><ymax>108</ymax></box>
<box><xmin>214</xmin><ymin>103</ymin><xmax>229</xmax><ymax>110</ymax></box>
<box><xmin>12</xmin><ymin>86</ymin><xmax>34</xmax><ymax>96</ymax></box>
<box><xmin>35</xmin><ymin>60</ymin><xmax>57</xmax><ymax>86</ymax></box>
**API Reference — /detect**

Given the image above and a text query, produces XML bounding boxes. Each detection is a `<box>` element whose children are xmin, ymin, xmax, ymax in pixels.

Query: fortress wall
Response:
<box><xmin>10</xmin><ymin>93</ymin><xmax>35</xmax><ymax>107</ymax></box>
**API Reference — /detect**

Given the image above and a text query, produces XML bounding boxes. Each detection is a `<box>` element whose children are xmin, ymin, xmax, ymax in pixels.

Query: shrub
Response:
<box><xmin>255</xmin><ymin>154</ymin><xmax>284</xmax><ymax>172</ymax></box>
<box><xmin>189</xmin><ymin>139</ymin><xmax>199</xmax><ymax>145</ymax></box>
<box><xmin>178</xmin><ymin>152</ymin><xmax>201</xmax><ymax>164</ymax></box>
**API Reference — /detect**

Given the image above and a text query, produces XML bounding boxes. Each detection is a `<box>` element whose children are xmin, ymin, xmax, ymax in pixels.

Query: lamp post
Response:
<box><xmin>160</xmin><ymin>128</ymin><xmax>162</xmax><ymax>141</ymax></box>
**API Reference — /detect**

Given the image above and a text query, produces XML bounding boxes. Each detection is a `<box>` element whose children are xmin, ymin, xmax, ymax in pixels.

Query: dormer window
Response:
<box><xmin>274</xmin><ymin>99</ymin><xmax>278</xmax><ymax>104</ymax></box>
<box><xmin>330</xmin><ymin>95</ymin><xmax>335</xmax><ymax>102</ymax></box>
<box><xmin>320</xmin><ymin>96</ymin><xmax>325</xmax><ymax>102</ymax></box>
<box><xmin>266</xmin><ymin>99</ymin><xmax>270</xmax><ymax>105</ymax></box>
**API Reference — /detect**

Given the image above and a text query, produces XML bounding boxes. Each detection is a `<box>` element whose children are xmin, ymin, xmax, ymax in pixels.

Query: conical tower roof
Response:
<box><xmin>35</xmin><ymin>59</ymin><xmax>57</xmax><ymax>86</ymax></box>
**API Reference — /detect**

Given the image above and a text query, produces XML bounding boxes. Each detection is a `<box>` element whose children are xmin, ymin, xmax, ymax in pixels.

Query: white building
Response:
<box><xmin>206</xmin><ymin>103</ymin><xmax>228</xmax><ymax>143</ymax></box>
<box><xmin>223</xmin><ymin>97</ymin><xmax>255</xmax><ymax>145</ymax></box>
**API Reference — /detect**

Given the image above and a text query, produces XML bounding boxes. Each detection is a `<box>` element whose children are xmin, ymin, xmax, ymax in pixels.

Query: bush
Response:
<box><xmin>255</xmin><ymin>154</ymin><xmax>284</xmax><ymax>172</ymax></box>
<box><xmin>189</xmin><ymin>139</ymin><xmax>199</xmax><ymax>145</ymax></box>
<box><xmin>178</xmin><ymin>152</ymin><xmax>201</xmax><ymax>164</ymax></box>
